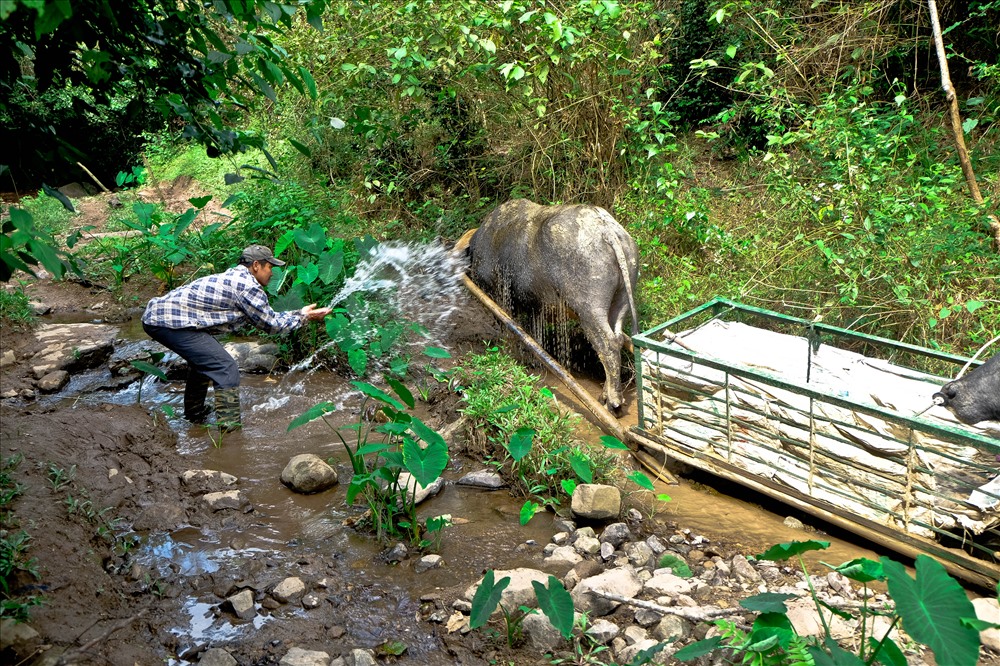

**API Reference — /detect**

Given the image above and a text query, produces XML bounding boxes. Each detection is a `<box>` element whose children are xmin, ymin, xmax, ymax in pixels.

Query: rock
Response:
<box><xmin>31</xmin><ymin>323</ymin><xmax>119</xmax><ymax>375</ymax></box>
<box><xmin>226</xmin><ymin>589</ymin><xmax>256</xmax><ymax>620</ymax></box>
<box><xmin>571</xmin><ymin>484</ymin><xmax>621</xmax><ymax>521</ymax></box>
<box><xmin>552</xmin><ymin>532</ymin><xmax>569</xmax><ymax>546</ymax></box>
<box><xmin>346</xmin><ymin>648</ymin><xmax>377</xmax><ymax>666</ymax></box>
<box><xmin>280</xmin><ymin>454</ymin><xmax>338</xmax><ymax>494</ymax></box>
<box><xmin>181</xmin><ymin>469</ymin><xmax>238</xmax><ymax>494</ymax></box>
<box><xmin>585</xmin><ymin>618</ymin><xmax>620</xmax><ymax>644</ymax></box>
<box><xmin>223</xmin><ymin>341</ymin><xmax>280</xmax><ymax>374</ymax></box>
<box><xmin>546</xmin><ymin>545</ymin><xmax>583</xmax><ymax>567</ymax></box>
<box><xmin>644</xmin><ymin>572</ymin><xmax>694</xmax><ymax>597</ymax></box>
<box><xmin>280</xmin><ymin>646</ymin><xmax>332</xmax><ymax>666</ymax></box>
<box><xmin>272</xmin><ymin>577</ymin><xmax>306</xmax><ymax>603</ymax></box>
<box><xmin>384</xmin><ymin>542</ymin><xmax>408</xmax><ymax>563</ymax></box>
<box><xmin>199</xmin><ymin>648</ymin><xmax>238</xmax><ymax>666</ymax></box>
<box><xmin>600</xmin><ymin>522</ymin><xmax>631</xmax><ymax>547</ymax></box>
<box><xmin>0</xmin><ymin>350</ymin><xmax>16</xmax><ymax>367</ymax></box>
<box><xmin>465</xmin><ymin>568</ymin><xmax>549</xmax><ymax>612</ymax></box>
<box><xmin>29</xmin><ymin>301</ymin><xmax>51</xmax><ymax>316</ymax></box>
<box><xmin>414</xmin><ymin>554</ymin><xmax>444</xmax><ymax>573</ymax></box>
<box><xmin>0</xmin><ymin>617</ymin><xmax>40</xmax><ymax>654</ymax></box>
<box><xmin>396</xmin><ymin>472</ymin><xmax>445</xmax><ymax>505</ymax></box>
<box><xmin>564</xmin><ymin>559</ymin><xmax>603</xmax><ymax>590</ymax></box>
<box><xmin>623</xmin><ymin>625</ymin><xmax>649</xmax><ymax>644</ymax></box>
<box><xmin>523</xmin><ymin>612</ymin><xmax>568</xmax><ymax>651</ymax></box>
<box><xmin>36</xmin><ymin>370</ymin><xmax>69</xmax><ymax>392</ymax></box>
<box><xmin>616</xmin><ymin>638</ymin><xmax>669</xmax><ymax>665</ymax></box>
<box><xmin>625</xmin><ymin>541</ymin><xmax>654</xmax><ymax>568</ymax></box>
<box><xmin>574</xmin><ymin>535</ymin><xmax>601</xmax><ymax>555</ymax></box>
<box><xmin>456</xmin><ymin>470</ymin><xmax>506</xmax><ymax>489</ymax></box>
<box><xmin>1</xmin><ymin>389</ymin><xmax>17</xmax><ymax>399</ymax></box>
<box><xmin>783</xmin><ymin>516</ymin><xmax>804</xmax><ymax>530</ymax></box>
<box><xmin>826</xmin><ymin>572</ymin><xmax>855</xmax><ymax>599</ymax></box>
<box><xmin>785</xmin><ymin>597</ymin><xmax>855</xmax><ymax>639</ymax></box>
<box><xmin>57</xmin><ymin>181</ymin><xmax>89</xmax><ymax>198</ymax></box>
<box><xmin>302</xmin><ymin>593</ymin><xmax>322</xmax><ymax>609</ymax></box>
<box><xmin>600</xmin><ymin>542</ymin><xmax>615</xmax><ymax>561</ymax></box>
<box><xmin>634</xmin><ymin>608</ymin><xmax>662</xmax><ymax>626</ymax></box>
<box><xmin>973</xmin><ymin>596</ymin><xmax>1000</xmax><ymax>652</ymax></box>
<box><xmin>653</xmin><ymin>615</ymin><xmax>691</xmax><ymax>642</ymax></box>
<box><xmin>731</xmin><ymin>555</ymin><xmax>762</xmax><ymax>584</ymax></box>
<box><xmin>645</xmin><ymin>535</ymin><xmax>667</xmax><ymax>555</ymax></box>
<box><xmin>203</xmin><ymin>490</ymin><xmax>251</xmax><ymax>512</ymax></box>
<box><xmin>571</xmin><ymin>566</ymin><xmax>641</xmax><ymax>616</ymax></box>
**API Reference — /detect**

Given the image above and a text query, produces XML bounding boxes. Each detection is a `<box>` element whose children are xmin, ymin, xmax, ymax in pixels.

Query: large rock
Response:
<box><xmin>973</xmin><ymin>596</ymin><xmax>1000</xmax><ymax>652</ymax></box>
<box><xmin>226</xmin><ymin>589</ymin><xmax>256</xmax><ymax>620</ymax></box>
<box><xmin>644</xmin><ymin>572</ymin><xmax>695</xmax><ymax>597</ymax></box>
<box><xmin>396</xmin><ymin>472</ymin><xmax>445</xmax><ymax>505</ymax></box>
<box><xmin>31</xmin><ymin>323</ymin><xmax>119</xmax><ymax>376</ymax></box>
<box><xmin>36</xmin><ymin>370</ymin><xmax>69</xmax><ymax>392</ymax></box>
<box><xmin>571</xmin><ymin>566</ymin><xmax>641</xmax><ymax>616</ymax></box>
<box><xmin>571</xmin><ymin>484</ymin><xmax>621</xmax><ymax>521</ymax></box>
<box><xmin>280</xmin><ymin>647</ymin><xmax>331</xmax><ymax>666</ymax></box>
<box><xmin>224</xmin><ymin>341</ymin><xmax>280</xmax><ymax>374</ymax></box>
<box><xmin>522</xmin><ymin>612</ymin><xmax>569</xmax><ymax>651</ymax></box>
<box><xmin>181</xmin><ymin>469</ymin><xmax>238</xmax><ymax>495</ymax></box>
<box><xmin>200</xmin><ymin>648</ymin><xmax>238</xmax><ymax>666</ymax></box>
<box><xmin>281</xmin><ymin>454</ymin><xmax>338</xmax><ymax>494</ymax></box>
<box><xmin>465</xmin><ymin>567</ymin><xmax>549</xmax><ymax>612</ymax></box>
<box><xmin>271</xmin><ymin>577</ymin><xmax>306</xmax><ymax>603</ymax></box>
<box><xmin>785</xmin><ymin>597</ymin><xmax>855</xmax><ymax>639</ymax></box>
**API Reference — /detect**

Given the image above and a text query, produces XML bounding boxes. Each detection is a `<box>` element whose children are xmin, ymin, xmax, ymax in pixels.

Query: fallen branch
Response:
<box><xmin>589</xmin><ymin>590</ymin><xmax>747</xmax><ymax>622</ymax></box>
<box><xmin>75</xmin><ymin>162</ymin><xmax>111</xmax><ymax>194</ymax></box>
<box><xmin>58</xmin><ymin>607</ymin><xmax>148</xmax><ymax>665</ymax></box>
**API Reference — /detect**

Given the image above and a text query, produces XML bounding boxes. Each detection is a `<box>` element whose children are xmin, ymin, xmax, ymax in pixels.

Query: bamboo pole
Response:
<box><xmin>927</xmin><ymin>0</ymin><xmax>1000</xmax><ymax>249</ymax></box>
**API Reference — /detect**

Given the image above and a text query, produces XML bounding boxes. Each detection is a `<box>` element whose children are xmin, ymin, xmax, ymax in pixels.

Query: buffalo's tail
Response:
<box><xmin>597</xmin><ymin>209</ymin><xmax>639</xmax><ymax>337</ymax></box>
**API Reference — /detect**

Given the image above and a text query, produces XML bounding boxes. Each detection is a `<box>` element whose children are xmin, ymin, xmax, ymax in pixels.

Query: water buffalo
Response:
<box><xmin>468</xmin><ymin>199</ymin><xmax>639</xmax><ymax>412</ymax></box>
<box><xmin>932</xmin><ymin>353</ymin><xmax>1000</xmax><ymax>425</ymax></box>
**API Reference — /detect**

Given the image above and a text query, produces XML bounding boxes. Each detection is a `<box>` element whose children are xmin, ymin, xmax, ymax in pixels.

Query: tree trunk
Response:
<box><xmin>927</xmin><ymin>0</ymin><xmax>1000</xmax><ymax>250</ymax></box>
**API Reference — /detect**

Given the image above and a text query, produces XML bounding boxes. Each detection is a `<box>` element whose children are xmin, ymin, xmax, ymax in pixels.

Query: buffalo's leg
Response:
<box><xmin>578</xmin><ymin>310</ymin><xmax>624</xmax><ymax>413</ymax></box>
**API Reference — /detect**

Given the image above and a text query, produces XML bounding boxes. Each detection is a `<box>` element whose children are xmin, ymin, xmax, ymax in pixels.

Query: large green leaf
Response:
<box><xmin>673</xmin><ymin>637</ymin><xmax>724</xmax><ymax>661</ymax></box>
<box><xmin>351</xmin><ymin>381</ymin><xmax>405</xmax><ymax>410</ymax></box>
<box><xmin>386</xmin><ymin>377</ymin><xmax>415</xmax><ymax>409</ymax></box>
<box><xmin>757</xmin><ymin>540</ymin><xmax>830</xmax><ymax>561</ymax></box>
<box><xmin>409</xmin><ymin>416</ymin><xmax>446</xmax><ymax>450</ymax></box>
<box><xmin>600</xmin><ymin>435</ymin><xmax>629</xmax><ymax>450</ymax></box>
<box><xmin>317</xmin><ymin>249</ymin><xmax>344</xmax><ymax>285</ymax></box>
<box><xmin>882</xmin><ymin>555</ymin><xmax>980</xmax><ymax>666</ymax></box>
<box><xmin>519</xmin><ymin>500</ymin><xmax>539</xmax><ymax>525</ymax></box>
<box><xmin>740</xmin><ymin>592</ymin><xmax>797</xmax><ymax>613</ymax></box>
<box><xmin>297</xmin><ymin>261</ymin><xmax>319</xmax><ymax>285</ymax></box>
<box><xmin>628</xmin><ymin>470</ymin><xmax>654</xmax><ymax>490</ymax></box>
<box><xmin>868</xmin><ymin>635</ymin><xmax>907</xmax><ymax>666</ymax></box>
<box><xmin>130</xmin><ymin>360</ymin><xmax>167</xmax><ymax>380</ymax></box>
<box><xmin>809</xmin><ymin>638</ymin><xmax>867</xmax><ymax>665</ymax></box>
<box><xmin>832</xmin><ymin>557</ymin><xmax>884</xmax><ymax>583</ymax></box>
<box><xmin>293</xmin><ymin>223</ymin><xmax>327</xmax><ymax>255</ymax></box>
<box><xmin>287</xmin><ymin>401</ymin><xmax>336</xmax><ymax>431</ymax></box>
<box><xmin>506</xmin><ymin>427</ymin><xmax>535</xmax><ymax>462</ymax></box>
<box><xmin>532</xmin><ymin>576</ymin><xmax>575</xmax><ymax>639</ymax></box>
<box><xmin>470</xmin><ymin>570</ymin><xmax>510</xmax><ymax>629</ymax></box>
<box><xmin>747</xmin><ymin>612</ymin><xmax>795</xmax><ymax>650</ymax></box>
<box><xmin>570</xmin><ymin>451</ymin><xmax>592</xmax><ymax>483</ymax></box>
<box><xmin>402</xmin><ymin>435</ymin><xmax>448</xmax><ymax>488</ymax></box>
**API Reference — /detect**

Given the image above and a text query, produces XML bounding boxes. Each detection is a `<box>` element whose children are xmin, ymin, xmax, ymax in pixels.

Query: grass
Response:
<box><xmin>0</xmin><ymin>454</ymin><xmax>42</xmax><ymax>622</ymax></box>
<box><xmin>457</xmin><ymin>346</ymin><xmax>621</xmax><ymax>501</ymax></box>
<box><xmin>0</xmin><ymin>287</ymin><xmax>34</xmax><ymax>329</ymax></box>
<box><xmin>13</xmin><ymin>192</ymin><xmax>75</xmax><ymax>236</ymax></box>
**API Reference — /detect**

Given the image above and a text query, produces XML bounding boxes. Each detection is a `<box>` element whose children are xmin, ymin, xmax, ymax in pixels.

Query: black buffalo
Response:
<box><xmin>468</xmin><ymin>199</ymin><xmax>639</xmax><ymax>412</ymax></box>
<box><xmin>932</xmin><ymin>353</ymin><xmax>1000</xmax><ymax>425</ymax></box>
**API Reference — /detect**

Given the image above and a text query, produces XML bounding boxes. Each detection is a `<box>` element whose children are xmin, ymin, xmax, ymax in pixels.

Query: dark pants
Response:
<box><xmin>142</xmin><ymin>323</ymin><xmax>240</xmax><ymax>421</ymax></box>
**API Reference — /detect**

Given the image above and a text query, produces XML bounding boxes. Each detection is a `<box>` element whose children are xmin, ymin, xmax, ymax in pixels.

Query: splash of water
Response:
<box><xmin>283</xmin><ymin>241</ymin><xmax>468</xmax><ymax>381</ymax></box>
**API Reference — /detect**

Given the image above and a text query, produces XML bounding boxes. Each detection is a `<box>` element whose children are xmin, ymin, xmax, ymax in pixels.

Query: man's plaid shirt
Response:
<box><xmin>142</xmin><ymin>265</ymin><xmax>304</xmax><ymax>334</ymax></box>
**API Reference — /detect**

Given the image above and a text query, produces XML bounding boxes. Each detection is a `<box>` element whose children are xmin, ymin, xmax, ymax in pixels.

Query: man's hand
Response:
<box><xmin>301</xmin><ymin>303</ymin><xmax>332</xmax><ymax>321</ymax></box>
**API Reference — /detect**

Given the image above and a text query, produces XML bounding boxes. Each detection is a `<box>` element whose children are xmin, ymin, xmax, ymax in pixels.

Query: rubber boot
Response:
<box><xmin>183</xmin><ymin>372</ymin><xmax>211</xmax><ymax>423</ymax></box>
<box><xmin>214</xmin><ymin>387</ymin><xmax>242</xmax><ymax>433</ymax></box>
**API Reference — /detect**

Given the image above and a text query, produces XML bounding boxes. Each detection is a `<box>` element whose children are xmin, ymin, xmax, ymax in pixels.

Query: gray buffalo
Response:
<box><xmin>468</xmin><ymin>199</ymin><xmax>639</xmax><ymax>412</ymax></box>
<box><xmin>932</xmin><ymin>353</ymin><xmax>1000</xmax><ymax>425</ymax></box>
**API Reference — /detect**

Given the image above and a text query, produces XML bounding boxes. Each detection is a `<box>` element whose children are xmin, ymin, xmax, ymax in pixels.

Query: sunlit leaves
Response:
<box><xmin>287</xmin><ymin>401</ymin><xmax>336</xmax><ymax>431</ymax></box>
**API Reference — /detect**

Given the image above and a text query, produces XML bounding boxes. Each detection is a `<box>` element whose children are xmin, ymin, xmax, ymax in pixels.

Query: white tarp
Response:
<box><xmin>640</xmin><ymin>320</ymin><xmax>999</xmax><ymax>540</ymax></box>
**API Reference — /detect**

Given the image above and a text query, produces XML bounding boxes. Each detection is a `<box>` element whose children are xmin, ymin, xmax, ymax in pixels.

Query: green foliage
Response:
<box><xmin>532</xmin><ymin>575</ymin><xmax>575</xmax><ymax>640</ymax></box>
<box><xmin>457</xmin><ymin>347</ymin><xmax>621</xmax><ymax>516</ymax></box>
<box><xmin>657</xmin><ymin>554</ymin><xmax>692</xmax><ymax>578</ymax></box>
<box><xmin>130</xmin><ymin>351</ymin><xmax>167</xmax><ymax>405</ymax></box>
<box><xmin>0</xmin><ymin>454</ymin><xmax>42</xmax><ymax>621</ymax></box>
<box><xmin>0</xmin><ymin>286</ymin><xmax>33</xmax><ymax>328</ymax></box>
<box><xmin>287</xmin><ymin>379</ymin><xmax>449</xmax><ymax>546</ymax></box>
<box><xmin>677</xmin><ymin>540</ymin><xmax>988</xmax><ymax>666</ymax></box>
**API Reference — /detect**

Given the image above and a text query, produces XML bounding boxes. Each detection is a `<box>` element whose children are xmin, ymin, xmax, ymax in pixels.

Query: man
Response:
<box><xmin>142</xmin><ymin>244</ymin><xmax>331</xmax><ymax>431</ymax></box>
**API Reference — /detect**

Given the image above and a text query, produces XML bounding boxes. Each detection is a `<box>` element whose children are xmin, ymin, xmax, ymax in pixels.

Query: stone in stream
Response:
<box><xmin>571</xmin><ymin>483</ymin><xmax>621</xmax><ymax>520</ymax></box>
<box><xmin>280</xmin><ymin>454</ymin><xmax>338</xmax><ymax>494</ymax></box>
<box><xmin>280</xmin><ymin>647</ymin><xmax>331</xmax><ymax>666</ymax></box>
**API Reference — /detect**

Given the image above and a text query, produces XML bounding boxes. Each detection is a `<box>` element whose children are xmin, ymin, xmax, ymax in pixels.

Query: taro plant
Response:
<box><xmin>674</xmin><ymin>540</ymin><xmax>996</xmax><ymax>666</ymax></box>
<box><xmin>0</xmin><ymin>454</ymin><xmax>43</xmax><ymax>621</ymax></box>
<box><xmin>470</xmin><ymin>569</ymin><xmax>596</xmax><ymax>654</ymax></box>
<box><xmin>288</xmin><ymin>378</ymin><xmax>449</xmax><ymax>546</ymax></box>
<box><xmin>130</xmin><ymin>351</ymin><xmax>167</xmax><ymax>405</ymax></box>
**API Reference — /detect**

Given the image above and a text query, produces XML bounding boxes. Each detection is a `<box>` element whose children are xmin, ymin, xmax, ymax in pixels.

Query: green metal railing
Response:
<box><xmin>633</xmin><ymin>297</ymin><xmax>999</xmax><ymax>587</ymax></box>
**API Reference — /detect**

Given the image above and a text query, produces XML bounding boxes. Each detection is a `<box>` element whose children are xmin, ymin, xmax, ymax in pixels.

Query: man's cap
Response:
<box><xmin>241</xmin><ymin>245</ymin><xmax>286</xmax><ymax>266</ymax></box>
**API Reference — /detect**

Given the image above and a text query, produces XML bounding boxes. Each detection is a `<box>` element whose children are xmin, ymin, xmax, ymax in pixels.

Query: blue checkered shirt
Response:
<box><xmin>142</xmin><ymin>265</ymin><xmax>304</xmax><ymax>333</ymax></box>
